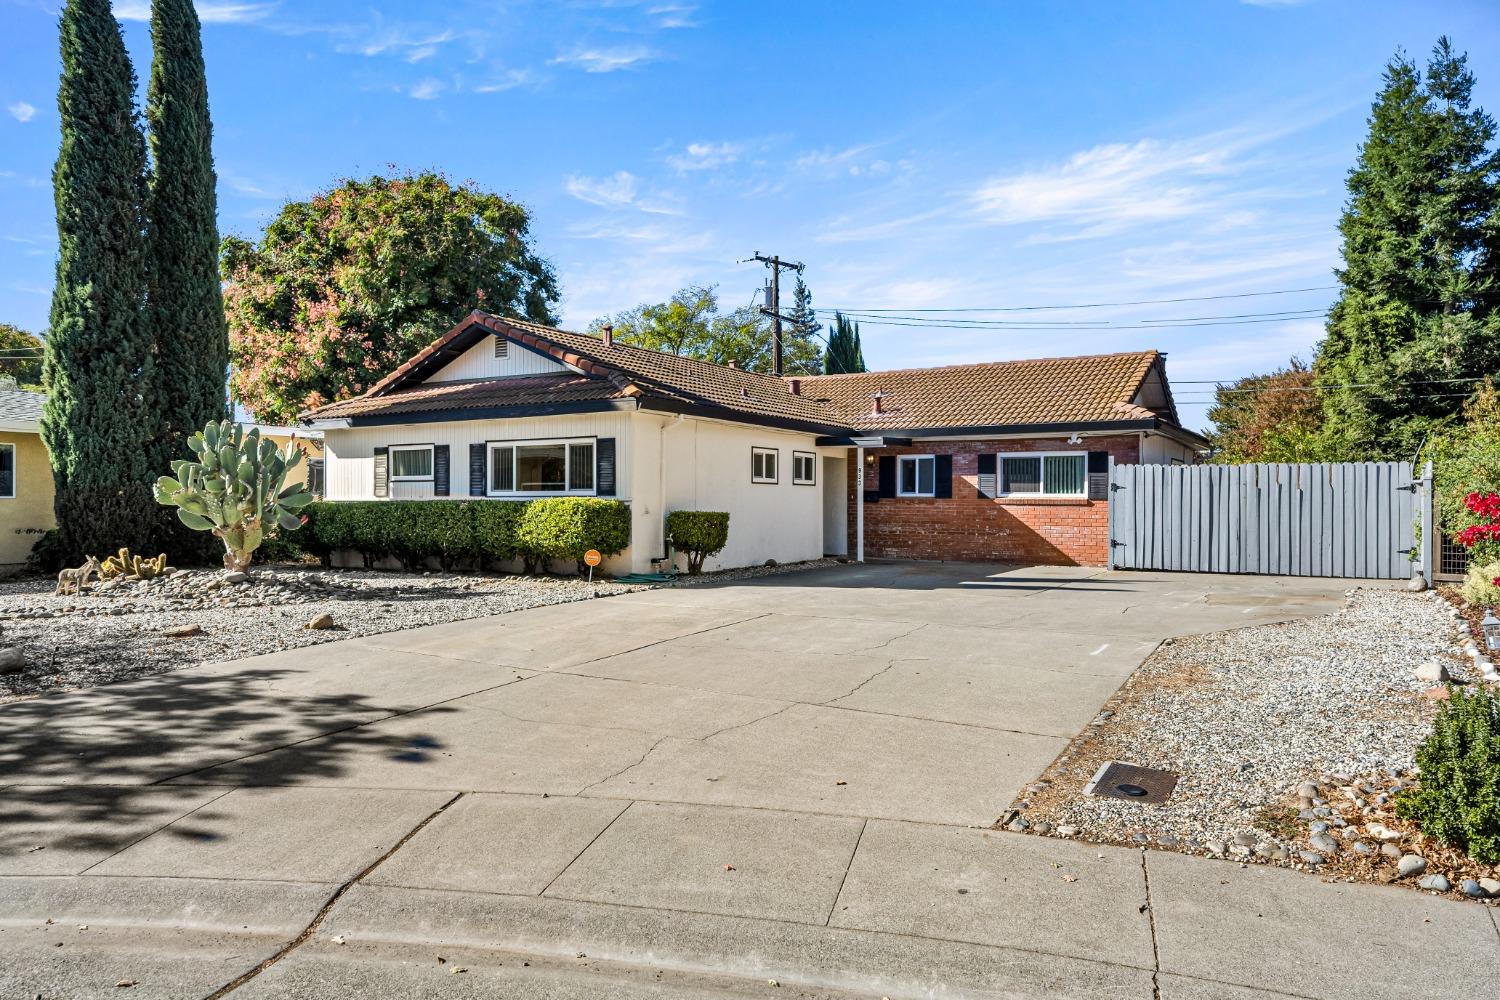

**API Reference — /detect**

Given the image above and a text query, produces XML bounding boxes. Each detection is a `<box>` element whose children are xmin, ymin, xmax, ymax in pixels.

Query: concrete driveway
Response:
<box><xmin>3</xmin><ymin>562</ymin><xmax>1496</xmax><ymax>999</ymax></box>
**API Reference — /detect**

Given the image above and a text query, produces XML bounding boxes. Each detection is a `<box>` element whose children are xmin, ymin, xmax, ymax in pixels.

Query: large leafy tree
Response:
<box><xmin>592</xmin><ymin>284</ymin><xmax>821</xmax><ymax>375</ymax></box>
<box><xmin>221</xmin><ymin>172</ymin><xmax>560</xmax><ymax>423</ymax></box>
<box><xmin>1317</xmin><ymin>38</ymin><xmax>1500</xmax><ymax>459</ymax></box>
<box><xmin>145</xmin><ymin>0</ymin><xmax>228</xmax><ymax>471</ymax></box>
<box><xmin>43</xmin><ymin>0</ymin><xmax>159</xmax><ymax>559</ymax></box>
<box><xmin>823</xmin><ymin>312</ymin><xmax>867</xmax><ymax>374</ymax></box>
<box><xmin>0</xmin><ymin>324</ymin><xmax>44</xmax><ymax>389</ymax></box>
<box><xmin>1205</xmin><ymin>359</ymin><xmax>1326</xmax><ymax>463</ymax></box>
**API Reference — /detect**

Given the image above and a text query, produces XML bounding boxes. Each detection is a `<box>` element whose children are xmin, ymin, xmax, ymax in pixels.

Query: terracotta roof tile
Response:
<box><xmin>308</xmin><ymin>372</ymin><xmax>624</xmax><ymax>419</ymax></box>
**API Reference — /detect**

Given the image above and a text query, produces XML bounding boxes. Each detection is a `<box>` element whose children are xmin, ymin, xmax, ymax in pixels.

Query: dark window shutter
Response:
<box><xmin>596</xmin><ymin>438</ymin><xmax>617</xmax><ymax>496</ymax></box>
<box><xmin>1087</xmin><ymin>450</ymin><xmax>1109</xmax><ymax>501</ymax></box>
<box><xmin>469</xmin><ymin>443</ymin><xmax>486</xmax><ymax>496</ymax></box>
<box><xmin>373</xmin><ymin>447</ymin><xmax>389</xmax><ymax>498</ymax></box>
<box><xmin>934</xmin><ymin>455</ymin><xmax>953</xmax><ymax>498</ymax></box>
<box><xmin>877</xmin><ymin>455</ymin><xmax>896</xmax><ymax>498</ymax></box>
<box><xmin>976</xmin><ymin>453</ymin><xmax>997</xmax><ymax>499</ymax></box>
<box><xmin>433</xmin><ymin>444</ymin><xmax>450</xmax><ymax>496</ymax></box>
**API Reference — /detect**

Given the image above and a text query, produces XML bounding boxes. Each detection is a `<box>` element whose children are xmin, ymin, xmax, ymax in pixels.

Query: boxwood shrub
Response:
<box><xmin>666</xmin><ymin>510</ymin><xmax>730</xmax><ymax>574</ymax></box>
<box><xmin>1396</xmin><ymin>687</ymin><xmax>1500</xmax><ymax>863</ymax></box>
<box><xmin>302</xmin><ymin>497</ymin><xmax>630</xmax><ymax>574</ymax></box>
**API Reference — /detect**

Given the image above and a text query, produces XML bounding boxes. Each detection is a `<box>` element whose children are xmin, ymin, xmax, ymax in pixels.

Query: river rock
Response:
<box><xmin>1413</xmin><ymin>661</ymin><xmax>1450</xmax><ymax>683</ymax></box>
<box><xmin>0</xmin><ymin>647</ymin><xmax>25</xmax><ymax>674</ymax></box>
<box><xmin>160</xmin><ymin>624</ymin><xmax>202</xmax><ymax>638</ymax></box>
<box><xmin>1397</xmin><ymin>854</ymin><xmax>1427</xmax><ymax>877</ymax></box>
<box><xmin>1417</xmin><ymin>873</ymin><xmax>1450</xmax><ymax>892</ymax></box>
<box><xmin>307</xmin><ymin>613</ymin><xmax>335</xmax><ymax>630</ymax></box>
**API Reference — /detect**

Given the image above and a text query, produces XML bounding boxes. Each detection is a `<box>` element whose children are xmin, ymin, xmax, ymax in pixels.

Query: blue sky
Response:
<box><xmin>1</xmin><ymin>0</ymin><xmax>1496</xmax><ymax>430</ymax></box>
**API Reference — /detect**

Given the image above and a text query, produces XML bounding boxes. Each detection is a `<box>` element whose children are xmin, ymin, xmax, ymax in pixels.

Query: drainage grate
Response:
<box><xmin>1085</xmin><ymin>761</ymin><xmax>1178</xmax><ymax>804</ymax></box>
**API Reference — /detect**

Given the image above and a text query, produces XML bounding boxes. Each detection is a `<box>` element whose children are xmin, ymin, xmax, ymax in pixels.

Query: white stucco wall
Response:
<box><xmin>630</xmin><ymin>411</ymin><xmax>828</xmax><ymax>574</ymax></box>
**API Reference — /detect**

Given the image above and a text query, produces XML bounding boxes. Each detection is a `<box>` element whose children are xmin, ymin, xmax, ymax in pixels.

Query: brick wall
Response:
<box><xmin>845</xmin><ymin>436</ymin><xmax>1140</xmax><ymax>567</ymax></box>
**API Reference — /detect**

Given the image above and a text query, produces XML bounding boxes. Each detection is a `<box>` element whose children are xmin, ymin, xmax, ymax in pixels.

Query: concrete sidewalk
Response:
<box><xmin>3</xmin><ymin>563</ymin><xmax>1495</xmax><ymax>998</ymax></box>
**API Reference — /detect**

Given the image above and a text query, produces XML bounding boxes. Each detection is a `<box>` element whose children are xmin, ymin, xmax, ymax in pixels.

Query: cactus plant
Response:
<box><xmin>99</xmin><ymin>547</ymin><xmax>169</xmax><ymax>580</ymax></box>
<box><xmin>154</xmin><ymin>420</ymin><xmax>314</xmax><ymax>572</ymax></box>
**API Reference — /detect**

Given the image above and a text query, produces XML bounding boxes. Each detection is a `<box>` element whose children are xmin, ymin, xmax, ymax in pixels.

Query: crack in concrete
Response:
<box><xmin>201</xmin><ymin>791</ymin><xmax>465</xmax><ymax>999</ymax></box>
<box><xmin>1140</xmin><ymin>848</ymin><xmax>1161</xmax><ymax>1000</ymax></box>
<box><xmin>575</xmin><ymin>737</ymin><xmax>673</xmax><ymax>794</ymax></box>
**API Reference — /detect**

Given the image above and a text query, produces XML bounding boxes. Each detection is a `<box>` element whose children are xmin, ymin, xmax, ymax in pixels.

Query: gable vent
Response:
<box><xmin>493</xmin><ymin>336</ymin><xmax>509</xmax><ymax>359</ymax></box>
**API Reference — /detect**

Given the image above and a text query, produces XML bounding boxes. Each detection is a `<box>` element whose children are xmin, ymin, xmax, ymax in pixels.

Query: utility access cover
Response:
<box><xmin>1085</xmin><ymin>761</ymin><xmax>1178</xmax><ymax>804</ymax></box>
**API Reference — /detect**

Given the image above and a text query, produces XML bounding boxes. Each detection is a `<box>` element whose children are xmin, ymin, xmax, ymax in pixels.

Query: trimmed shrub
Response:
<box><xmin>666</xmin><ymin>510</ymin><xmax>729</xmax><ymax>575</ymax></box>
<box><xmin>517</xmin><ymin>497</ymin><xmax>631</xmax><ymax>574</ymax></box>
<box><xmin>1459</xmin><ymin>561</ymin><xmax>1500</xmax><ymax>607</ymax></box>
<box><xmin>473</xmin><ymin>500</ymin><xmax>525</xmax><ymax>569</ymax></box>
<box><xmin>1396</xmin><ymin>687</ymin><xmax>1500</xmax><ymax>864</ymax></box>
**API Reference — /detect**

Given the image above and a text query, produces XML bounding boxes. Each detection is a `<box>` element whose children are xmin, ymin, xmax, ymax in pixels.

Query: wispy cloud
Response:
<box><xmin>474</xmin><ymin>69</ymin><xmax>535</xmax><ymax>93</ymax></box>
<box><xmin>796</xmin><ymin>144</ymin><xmax>897</xmax><ymax>179</ymax></box>
<box><xmin>408</xmin><ymin>77</ymin><xmax>445</xmax><ymax>100</ymax></box>
<box><xmin>114</xmin><ymin>2</ymin><xmax>276</xmax><ymax>24</ymax></box>
<box><xmin>666</xmin><ymin>140</ymin><xmax>742</xmax><ymax>173</ymax></box>
<box><xmin>341</xmin><ymin>25</ymin><xmax>457</xmax><ymax>60</ymax></box>
<box><xmin>566</xmin><ymin>171</ymin><xmax>639</xmax><ymax>207</ymax></box>
<box><xmin>6</xmin><ymin>102</ymin><xmax>36</xmax><ymax>123</ymax></box>
<box><xmin>648</xmin><ymin>3</ymin><xmax>698</xmax><ymax>28</ymax></box>
<box><xmin>551</xmin><ymin>45</ymin><xmax>656</xmax><ymax>73</ymax></box>
<box><xmin>970</xmin><ymin>137</ymin><xmax>1240</xmax><ymax>236</ymax></box>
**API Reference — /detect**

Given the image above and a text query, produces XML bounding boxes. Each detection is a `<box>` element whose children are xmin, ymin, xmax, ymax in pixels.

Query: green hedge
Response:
<box><xmin>666</xmin><ymin>510</ymin><xmax>729</xmax><ymax>575</ymax></box>
<box><xmin>1396</xmin><ymin>687</ymin><xmax>1500</xmax><ymax>864</ymax></box>
<box><xmin>302</xmin><ymin>498</ymin><xmax>631</xmax><ymax>573</ymax></box>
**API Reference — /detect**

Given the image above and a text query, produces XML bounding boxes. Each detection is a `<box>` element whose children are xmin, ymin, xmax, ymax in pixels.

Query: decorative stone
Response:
<box><xmin>0</xmin><ymin>647</ymin><xmax>25</xmax><ymax>674</ymax></box>
<box><xmin>1298</xmin><ymin>851</ymin><xmax>1325</xmax><ymax>866</ymax></box>
<box><xmin>1397</xmin><ymin>854</ymin><xmax>1427</xmax><ymax>877</ymax></box>
<box><xmin>223</xmin><ymin>571</ymin><xmax>248</xmax><ymax>584</ymax></box>
<box><xmin>1056</xmin><ymin>825</ymin><xmax>1078</xmax><ymax>837</ymax></box>
<box><xmin>1479</xmin><ymin>878</ymin><xmax>1500</xmax><ymax>897</ymax></box>
<box><xmin>1459</xmin><ymin>879</ymin><xmax>1487</xmax><ymax>898</ymax></box>
<box><xmin>1296</xmin><ymin>782</ymin><xmax>1320</xmax><ymax>800</ymax></box>
<box><xmin>1205</xmin><ymin>840</ymin><xmax>1226</xmax><ymax>856</ymax></box>
<box><xmin>1417</xmin><ymin>873</ymin><xmax>1450</xmax><ymax>892</ymax></box>
<box><xmin>160</xmin><ymin>624</ymin><xmax>202</xmax><ymax>638</ymax></box>
<box><xmin>1380</xmin><ymin>843</ymin><xmax>1402</xmax><ymax>859</ymax></box>
<box><xmin>1350</xmin><ymin>841</ymin><xmax>1374</xmax><ymax>856</ymax></box>
<box><xmin>1414</xmin><ymin>661</ymin><xmax>1450</xmax><ymax>683</ymax></box>
<box><xmin>306</xmin><ymin>614</ymin><xmax>335</xmax><ymax>630</ymax></box>
<box><xmin>1309</xmin><ymin>833</ymin><xmax>1339</xmax><ymax>853</ymax></box>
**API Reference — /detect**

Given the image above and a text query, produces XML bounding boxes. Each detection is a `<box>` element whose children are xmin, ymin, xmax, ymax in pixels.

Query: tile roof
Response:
<box><xmin>0</xmin><ymin>388</ymin><xmax>44</xmax><ymax>427</ymax></box>
<box><xmin>799</xmin><ymin>352</ymin><xmax>1165</xmax><ymax>430</ymax></box>
<box><xmin>304</xmin><ymin>312</ymin><xmax>1182</xmax><ymax>437</ymax></box>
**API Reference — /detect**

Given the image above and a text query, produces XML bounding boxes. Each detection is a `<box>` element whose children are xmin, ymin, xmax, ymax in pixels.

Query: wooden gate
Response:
<box><xmin>1107</xmin><ymin>462</ymin><xmax>1417</xmax><ymax>579</ymax></box>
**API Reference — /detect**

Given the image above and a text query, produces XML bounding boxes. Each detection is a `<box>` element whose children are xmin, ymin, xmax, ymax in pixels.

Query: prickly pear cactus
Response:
<box><xmin>154</xmin><ymin>421</ymin><xmax>315</xmax><ymax>573</ymax></box>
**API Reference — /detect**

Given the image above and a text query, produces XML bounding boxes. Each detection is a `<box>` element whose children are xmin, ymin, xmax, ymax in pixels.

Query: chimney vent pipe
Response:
<box><xmin>601</xmin><ymin>323</ymin><xmax>614</xmax><ymax>347</ymax></box>
<box><xmin>788</xmin><ymin>378</ymin><xmax>801</xmax><ymax>396</ymax></box>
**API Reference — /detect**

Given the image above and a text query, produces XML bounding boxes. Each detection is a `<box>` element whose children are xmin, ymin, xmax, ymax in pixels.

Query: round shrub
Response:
<box><xmin>1396</xmin><ymin>687</ymin><xmax>1500</xmax><ymax>864</ymax></box>
<box><xmin>666</xmin><ymin>510</ymin><xmax>729</xmax><ymax>575</ymax></box>
<box><xmin>517</xmin><ymin>497</ymin><xmax>631</xmax><ymax>574</ymax></box>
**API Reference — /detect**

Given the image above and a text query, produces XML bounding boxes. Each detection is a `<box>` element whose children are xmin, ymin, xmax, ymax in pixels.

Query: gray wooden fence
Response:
<box><xmin>1107</xmin><ymin>461</ymin><xmax>1416</xmax><ymax>579</ymax></box>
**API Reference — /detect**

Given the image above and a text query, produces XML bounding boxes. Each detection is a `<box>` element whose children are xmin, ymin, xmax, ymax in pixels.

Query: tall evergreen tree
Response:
<box><xmin>43</xmin><ymin>0</ymin><xmax>158</xmax><ymax>560</ymax></box>
<box><xmin>1317</xmin><ymin>38</ymin><xmax>1500</xmax><ymax>459</ymax></box>
<box><xmin>787</xmin><ymin>275</ymin><xmax>818</xmax><ymax>342</ymax></box>
<box><xmin>146</xmin><ymin>0</ymin><xmax>228</xmax><ymax>472</ymax></box>
<box><xmin>822</xmin><ymin>312</ymin><xmax>867</xmax><ymax>374</ymax></box>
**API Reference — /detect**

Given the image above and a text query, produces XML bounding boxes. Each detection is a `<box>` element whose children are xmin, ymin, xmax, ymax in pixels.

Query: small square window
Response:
<box><xmin>751</xmin><ymin>447</ymin><xmax>778</xmax><ymax>484</ymax></box>
<box><xmin>897</xmin><ymin>455</ymin><xmax>935</xmax><ymax>497</ymax></box>
<box><xmin>389</xmin><ymin>445</ymin><xmax>434</xmax><ymax>481</ymax></box>
<box><xmin>793</xmin><ymin>451</ymin><xmax>816</xmax><ymax>485</ymax></box>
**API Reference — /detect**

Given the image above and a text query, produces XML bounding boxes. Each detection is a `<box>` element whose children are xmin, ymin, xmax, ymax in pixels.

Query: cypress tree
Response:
<box><xmin>42</xmin><ymin>0</ymin><xmax>158</xmax><ymax>561</ymax></box>
<box><xmin>1317</xmin><ymin>38</ymin><xmax>1500</xmax><ymax>459</ymax></box>
<box><xmin>146</xmin><ymin>0</ymin><xmax>228</xmax><ymax>474</ymax></box>
<box><xmin>823</xmin><ymin>312</ymin><xmax>868</xmax><ymax>374</ymax></box>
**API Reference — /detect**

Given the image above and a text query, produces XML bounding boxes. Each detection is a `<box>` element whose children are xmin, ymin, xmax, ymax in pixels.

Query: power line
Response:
<box><xmin>832</xmin><ymin>307</ymin><xmax>1328</xmax><ymax>328</ymax></box>
<box><xmin>823</xmin><ymin>285</ymin><xmax>1338</xmax><ymax>314</ymax></box>
<box><xmin>822</xmin><ymin>314</ymin><xmax>1328</xmax><ymax>332</ymax></box>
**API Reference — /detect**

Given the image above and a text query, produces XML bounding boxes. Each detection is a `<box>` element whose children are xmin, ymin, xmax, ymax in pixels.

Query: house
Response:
<box><xmin>301</xmin><ymin>311</ymin><xmax>1207</xmax><ymax>574</ymax></box>
<box><xmin>0</xmin><ymin>383</ymin><xmax>55</xmax><ymax>571</ymax></box>
<box><xmin>248</xmin><ymin>425</ymin><xmax>325</xmax><ymax>496</ymax></box>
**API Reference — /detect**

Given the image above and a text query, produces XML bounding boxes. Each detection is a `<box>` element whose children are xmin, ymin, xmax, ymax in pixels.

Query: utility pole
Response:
<box><xmin>747</xmin><ymin>252</ymin><xmax>803</xmax><ymax>376</ymax></box>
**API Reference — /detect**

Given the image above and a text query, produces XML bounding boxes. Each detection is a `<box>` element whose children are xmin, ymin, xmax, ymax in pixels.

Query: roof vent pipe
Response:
<box><xmin>727</xmin><ymin>359</ymin><xmax>738</xmax><ymax>369</ymax></box>
<box><xmin>601</xmin><ymin>323</ymin><xmax>614</xmax><ymax>347</ymax></box>
<box><xmin>870</xmin><ymin>391</ymin><xmax>885</xmax><ymax>416</ymax></box>
<box><xmin>788</xmin><ymin>378</ymin><xmax>801</xmax><ymax>396</ymax></box>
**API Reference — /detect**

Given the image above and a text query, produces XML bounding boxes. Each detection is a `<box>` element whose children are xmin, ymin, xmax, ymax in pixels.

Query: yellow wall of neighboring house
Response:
<box><xmin>261</xmin><ymin>432</ymin><xmax>324</xmax><ymax>492</ymax></box>
<box><xmin>0</xmin><ymin>430</ymin><xmax>56</xmax><ymax>569</ymax></box>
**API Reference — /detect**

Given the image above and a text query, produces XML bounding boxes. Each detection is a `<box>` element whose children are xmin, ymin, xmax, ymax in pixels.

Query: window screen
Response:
<box><xmin>390</xmin><ymin>446</ymin><xmax>433</xmax><ymax>479</ymax></box>
<box><xmin>1002</xmin><ymin>456</ymin><xmax>1042</xmax><ymax>494</ymax></box>
<box><xmin>490</xmin><ymin>445</ymin><xmax>515</xmax><ymax>492</ymax></box>
<box><xmin>1044</xmin><ymin>454</ymin><xmax>1086</xmax><ymax>495</ymax></box>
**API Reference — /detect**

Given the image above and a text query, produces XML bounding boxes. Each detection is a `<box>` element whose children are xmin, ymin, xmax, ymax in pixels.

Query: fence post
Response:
<box><xmin>1418</xmin><ymin>459</ymin><xmax>1434</xmax><ymax>584</ymax></box>
<box><xmin>1106</xmin><ymin>455</ymin><xmax>1117</xmax><ymax>571</ymax></box>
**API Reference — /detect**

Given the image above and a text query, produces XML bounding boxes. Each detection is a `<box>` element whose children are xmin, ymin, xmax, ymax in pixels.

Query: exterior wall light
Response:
<box><xmin>1484</xmin><ymin>608</ymin><xmax>1500</xmax><ymax>653</ymax></box>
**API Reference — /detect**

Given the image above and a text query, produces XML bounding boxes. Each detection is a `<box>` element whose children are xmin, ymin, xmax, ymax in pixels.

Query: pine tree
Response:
<box><xmin>823</xmin><ymin>312</ymin><xmax>868</xmax><ymax>374</ymax></box>
<box><xmin>146</xmin><ymin>0</ymin><xmax>228</xmax><ymax>473</ymax></box>
<box><xmin>42</xmin><ymin>0</ymin><xmax>159</xmax><ymax>561</ymax></box>
<box><xmin>1317</xmin><ymin>38</ymin><xmax>1500</xmax><ymax>459</ymax></box>
<box><xmin>787</xmin><ymin>275</ymin><xmax>817</xmax><ymax>341</ymax></box>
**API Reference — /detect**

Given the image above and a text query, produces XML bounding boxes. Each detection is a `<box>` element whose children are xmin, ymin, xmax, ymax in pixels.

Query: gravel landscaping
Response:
<box><xmin>0</xmin><ymin>558</ymin><xmax>840</xmax><ymax>704</ymax></box>
<box><xmin>1009</xmin><ymin>587</ymin><xmax>1500</xmax><ymax>903</ymax></box>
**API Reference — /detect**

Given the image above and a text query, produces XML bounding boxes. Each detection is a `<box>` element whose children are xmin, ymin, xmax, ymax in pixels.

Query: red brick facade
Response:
<box><xmin>845</xmin><ymin>436</ymin><xmax>1141</xmax><ymax>567</ymax></box>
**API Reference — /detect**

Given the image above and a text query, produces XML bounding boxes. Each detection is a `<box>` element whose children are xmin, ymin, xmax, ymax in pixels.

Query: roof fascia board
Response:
<box><xmin>635</xmin><ymin>396</ymin><xmax>847</xmax><ymax>437</ymax></box>
<box><xmin>328</xmin><ymin>399</ymin><xmax>634</xmax><ymax>428</ymax></box>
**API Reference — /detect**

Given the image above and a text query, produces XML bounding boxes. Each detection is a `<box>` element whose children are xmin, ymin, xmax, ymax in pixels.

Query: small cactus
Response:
<box><xmin>99</xmin><ymin>547</ymin><xmax>169</xmax><ymax>580</ymax></box>
<box><xmin>154</xmin><ymin>420</ymin><xmax>314</xmax><ymax>573</ymax></box>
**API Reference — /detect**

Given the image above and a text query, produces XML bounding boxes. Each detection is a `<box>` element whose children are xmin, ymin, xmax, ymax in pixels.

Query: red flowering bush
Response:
<box><xmin>221</xmin><ymin>172</ymin><xmax>559</xmax><ymax>424</ymax></box>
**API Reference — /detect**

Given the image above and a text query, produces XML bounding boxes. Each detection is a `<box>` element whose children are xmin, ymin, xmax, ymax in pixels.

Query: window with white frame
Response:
<box><xmin>389</xmin><ymin>444</ymin><xmax>434</xmax><ymax>481</ymax></box>
<box><xmin>792</xmin><ymin>451</ymin><xmax>816</xmax><ymax>485</ymax></box>
<box><xmin>0</xmin><ymin>442</ymin><xmax>14</xmax><ymax>499</ymax></box>
<box><xmin>898</xmin><ymin>455</ymin><xmax>936</xmax><ymax>497</ymax></box>
<box><xmin>489</xmin><ymin>438</ymin><xmax>595</xmax><ymax>495</ymax></box>
<box><xmin>999</xmin><ymin>452</ymin><xmax>1086</xmax><ymax>496</ymax></box>
<box><xmin>751</xmin><ymin>447</ymin><xmax>778</xmax><ymax>484</ymax></box>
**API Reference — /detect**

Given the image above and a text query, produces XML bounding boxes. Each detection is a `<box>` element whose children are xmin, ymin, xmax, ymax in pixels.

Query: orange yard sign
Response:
<box><xmin>583</xmin><ymin>549</ymin><xmax>602</xmax><ymax>567</ymax></box>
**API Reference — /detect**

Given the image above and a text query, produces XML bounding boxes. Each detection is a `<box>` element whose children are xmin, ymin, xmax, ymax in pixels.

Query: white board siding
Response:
<box><xmin>428</xmin><ymin>335</ymin><xmax>567</xmax><ymax>382</ymax></box>
<box><xmin>323</xmin><ymin>412</ymin><xmax>633</xmax><ymax>503</ymax></box>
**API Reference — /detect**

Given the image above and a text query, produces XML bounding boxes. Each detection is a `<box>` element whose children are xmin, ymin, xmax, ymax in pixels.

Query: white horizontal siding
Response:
<box><xmin>428</xmin><ymin>335</ymin><xmax>566</xmax><ymax>382</ymax></box>
<box><xmin>324</xmin><ymin>412</ymin><xmax>633</xmax><ymax>501</ymax></box>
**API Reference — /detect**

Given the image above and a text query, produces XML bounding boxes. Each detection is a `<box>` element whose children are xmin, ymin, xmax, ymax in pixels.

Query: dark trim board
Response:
<box><xmin>332</xmin><ymin>399</ymin><xmax>633</xmax><ymax>427</ymax></box>
<box><xmin>815</xmin><ymin>419</ymin><xmax>1165</xmax><ymax>447</ymax></box>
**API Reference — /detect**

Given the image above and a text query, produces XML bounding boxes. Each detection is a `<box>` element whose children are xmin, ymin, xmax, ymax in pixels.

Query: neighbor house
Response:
<box><xmin>301</xmin><ymin>311</ymin><xmax>1207</xmax><ymax>573</ymax></box>
<box><xmin>0</xmin><ymin>383</ymin><xmax>55</xmax><ymax>572</ymax></box>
